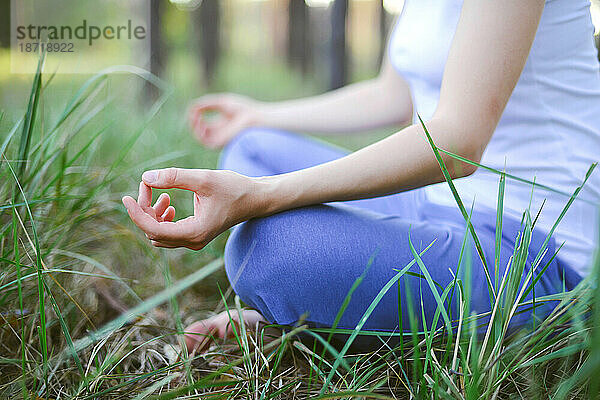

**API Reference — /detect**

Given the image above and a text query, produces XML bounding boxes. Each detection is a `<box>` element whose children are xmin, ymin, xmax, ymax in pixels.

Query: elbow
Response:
<box><xmin>433</xmin><ymin>135</ymin><xmax>482</xmax><ymax>180</ymax></box>
<box><xmin>458</xmin><ymin>159</ymin><xmax>478</xmax><ymax>178</ymax></box>
<box><xmin>430</xmin><ymin>113</ymin><xmax>488</xmax><ymax>179</ymax></box>
<box><xmin>451</xmin><ymin>142</ymin><xmax>482</xmax><ymax>178</ymax></box>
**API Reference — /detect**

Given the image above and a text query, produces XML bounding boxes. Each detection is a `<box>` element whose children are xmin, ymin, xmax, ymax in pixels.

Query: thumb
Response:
<box><xmin>142</xmin><ymin>168</ymin><xmax>203</xmax><ymax>191</ymax></box>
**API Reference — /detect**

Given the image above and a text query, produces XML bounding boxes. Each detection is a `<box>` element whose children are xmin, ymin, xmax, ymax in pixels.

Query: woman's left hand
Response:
<box><xmin>122</xmin><ymin>168</ymin><xmax>263</xmax><ymax>250</ymax></box>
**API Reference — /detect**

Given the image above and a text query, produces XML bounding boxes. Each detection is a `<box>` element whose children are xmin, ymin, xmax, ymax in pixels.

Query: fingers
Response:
<box><xmin>204</xmin><ymin>115</ymin><xmax>249</xmax><ymax>149</ymax></box>
<box><xmin>183</xmin><ymin>313</ymin><xmax>238</xmax><ymax>354</ymax></box>
<box><xmin>123</xmin><ymin>195</ymin><xmax>160</xmax><ymax>231</ymax></box>
<box><xmin>193</xmin><ymin>193</ymin><xmax>202</xmax><ymax>215</ymax></box>
<box><xmin>188</xmin><ymin>100</ymin><xmax>224</xmax><ymax>119</ymax></box>
<box><xmin>191</xmin><ymin>111</ymin><xmax>229</xmax><ymax>146</ymax></box>
<box><xmin>201</xmin><ymin>126</ymin><xmax>228</xmax><ymax>149</ymax></box>
<box><xmin>189</xmin><ymin>107</ymin><xmax>210</xmax><ymax>139</ymax></box>
<box><xmin>152</xmin><ymin>193</ymin><xmax>170</xmax><ymax>217</ymax></box>
<box><xmin>141</xmin><ymin>168</ymin><xmax>208</xmax><ymax>192</ymax></box>
<box><xmin>122</xmin><ymin>195</ymin><xmax>194</xmax><ymax>241</ymax></box>
<box><xmin>161</xmin><ymin>205</ymin><xmax>175</xmax><ymax>222</ymax></box>
<box><xmin>189</xmin><ymin>104</ymin><xmax>222</xmax><ymax>128</ymax></box>
<box><xmin>136</xmin><ymin>187</ymin><xmax>174</xmax><ymax>223</ymax></box>
<box><xmin>137</xmin><ymin>181</ymin><xmax>152</xmax><ymax>209</ymax></box>
<box><xmin>188</xmin><ymin>104</ymin><xmax>203</xmax><ymax>132</ymax></box>
<box><xmin>188</xmin><ymin>99</ymin><xmax>225</xmax><ymax>133</ymax></box>
<box><xmin>150</xmin><ymin>240</ymin><xmax>177</xmax><ymax>248</ymax></box>
<box><xmin>188</xmin><ymin>95</ymin><xmax>243</xmax><ymax>148</ymax></box>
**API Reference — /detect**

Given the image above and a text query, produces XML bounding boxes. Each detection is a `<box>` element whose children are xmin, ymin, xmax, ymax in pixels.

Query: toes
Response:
<box><xmin>184</xmin><ymin>320</ymin><xmax>217</xmax><ymax>353</ymax></box>
<box><xmin>182</xmin><ymin>310</ymin><xmax>269</xmax><ymax>353</ymax></box>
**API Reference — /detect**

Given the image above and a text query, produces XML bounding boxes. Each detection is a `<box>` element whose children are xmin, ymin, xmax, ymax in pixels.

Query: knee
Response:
<box><xmin>219</xmin><ymin>128</ymin><xmax>260</xmax><ymax>170</ymax></box>
<box><xmin>219</xmin><ymin>127</ymin><xmax>285</xmax><ymax>170</ymax></box>
<box><xmin>223</xmin><ymin>216</ymin><xmax>282</xmax><ymax>300</ymax></box>
<box><xmin>223</xmin><ymin>206</ymin><xmax>334</xmax><ymax>322</ymax></box>
<box><xmin>228</xmin><ymin>127</ymin><xmax>267</xmax><ymax>152</ymax></box>
<box><xmin>224</xmin><ymin>216</ymin><xmax>291</xmax><ymax>321</ymax></box>
<box><xmin>224</xmin><ymin>205</ymin><xmax>336</xmax><ymax>286</ymax></box>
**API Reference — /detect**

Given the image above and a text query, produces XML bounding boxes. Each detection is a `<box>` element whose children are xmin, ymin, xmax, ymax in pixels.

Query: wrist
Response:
<box><xmin>252</xmin><ymin>101</ymin><xmax>275</xmax><ymax>128</ymax></box>
<box><xmin>249</xmin><ymin>174</ymin><xmax>291</xmax><ymax>218</ymax></box>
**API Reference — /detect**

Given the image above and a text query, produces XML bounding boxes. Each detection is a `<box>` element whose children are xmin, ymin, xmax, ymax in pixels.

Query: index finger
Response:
<box><xmin>123</xmin><ymin>195</ymin><xmax>194</xmax><ymax>241</ymax></box>
<box><xmin>187</xmin><ymin>101</ymin><xmax>224</xmax><ymax>127</ymax></box>
<box><xmin>137</xmin><ymin>181</ymin><xmax>152</xmax><ymax>209</ymax></box>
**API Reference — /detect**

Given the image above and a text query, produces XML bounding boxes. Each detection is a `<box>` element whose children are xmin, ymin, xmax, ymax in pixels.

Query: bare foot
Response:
<box><xmin>184</xmin><ymin>309</ymin><xmax>268</xmax><ymax>353</ymax></box>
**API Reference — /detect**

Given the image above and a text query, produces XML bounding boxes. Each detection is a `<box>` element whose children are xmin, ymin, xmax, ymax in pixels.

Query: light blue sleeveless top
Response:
<box><xmin>389</xmin><ymin>0</ymin><xmax>600</xmax><ymax>276</ymax></box>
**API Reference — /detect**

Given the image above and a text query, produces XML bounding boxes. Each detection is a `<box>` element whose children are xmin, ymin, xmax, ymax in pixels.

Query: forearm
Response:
<box><xmin>253</xmin><ymin>117</ymin><xmax>479</xmax><ymax>217</ymax></box>
<box><xmin>248</xmin><ymin>0</ymin><xmax>544</xmax><ymax>214</ymax></box>
<box><xmin>130</xmin><ymin>0</ymin><xmax>542</xmax><ymax>254</ymax></box>
<box><xmin>256</xmin><ymin>75</ymin><xmax>413</xmax><ymax>135</ymax></box>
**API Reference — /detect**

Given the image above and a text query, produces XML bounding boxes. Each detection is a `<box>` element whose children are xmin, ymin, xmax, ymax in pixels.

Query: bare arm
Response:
<box><xmin>189</xmin><ymin>55</ymin><xmax>413</xmax><ymax>148</ymax></box>
<box><xmin>258</xmin><ymin>0</ymin><xmax>544</xmax><ymax>213</ymax></box>
<box><xmin>126</xmin><ymin>0</ymin><xmax>545</xmax><ymax>251</ymax></box>
<box><xmin>257</xmin><ymin>58</ymin><xmax>413</xmax><ymax>134</ymax></box>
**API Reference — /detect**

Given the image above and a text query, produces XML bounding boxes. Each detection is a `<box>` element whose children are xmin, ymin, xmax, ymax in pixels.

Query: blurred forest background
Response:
<box><xmin>0</xmin><ymin>0</ymin><xmax>426</xmax><ymax>163</ymax></box>
<box><xmin>0</xmin><ymin>0</ymin><xmax>405</xmax><ymax>101</ymax></box>
<box><xmin>0</xmin><ymin>0</ymin><xmax>598</xmax><ymax>134</ymax></box>
<box><xmin>0</xmin><ymin>0</ymin><xmax>599</xmax><ymax>130</ymax></box>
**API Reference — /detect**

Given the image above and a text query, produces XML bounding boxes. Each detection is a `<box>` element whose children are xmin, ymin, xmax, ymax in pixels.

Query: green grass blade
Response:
<box><xmin>435</xmin><ymin>147</ymin><xmax>598</xmax><ymax>206</ymax></box>
<box><xmin>404</xmin><ymin>279</ymin><xmax>424</xmax><ymax>397</ymax></box>
<box><xmin>408</xmin><ymin>231</ymin><xmax>452</xmax><ymax>334</ymax></box>
<box><xmin>0</xmin><ymin>114</ymin><xmax>21</xmax><ymax>163</ymax></box>
<box><xmin>3</xmin><ymin>154</ymin><xmax>48</xmax><ymax>391</ymax></box>
<box><xmin>530</xmin><ymin>163</ymin><xmax>597</xmax><ymax>272</ymax></box>
<box><xmin>11</xmin><ymin>208</ymin><xmax>29</xmax><ymax>398</ymax></box>
<box><xmin>67</xmin><ymin>258</ymin><xmax>223</xmax><ymax>355</ymax></box>
<box><xmin>131</xmin><ymin>373</ymin><xmax>181</xmax><ymax>400</ymax></box>
<box><xmin>16</xmin><ymin>52</ymin><xmax>45</xmax><ymax>183</ymax></box>
<box><xmin>149</xmin><ymin>326</ymin><xmax>308</xmax><ymax>400</ymax></box>
<box><xmin>51</xmin><ymin>249</ymin><xmax>141</xmax><ymax>301</ymax></box>
<box><xmin>495</xmin><ymin>172</ymin><xmax>505</xmax><ymax>291</ymax></box>
<box><xmin>417</xmin><ymin>114</ymin><xmax>495</xmax><ymax>306</ymax></box>
<box><xmin>316</xmin><ymin>250</ymin><xmax>377</xmax><ymax>375</ymax></box>
<box><xmin>41</xmin><ymin>279</ymin><xmax>88</xmax><ymax>390</ymax></box>
<box><xmin>319</xmin><ymin>241</ymin><xmax>436</xmax><ymax>395</ymax></box>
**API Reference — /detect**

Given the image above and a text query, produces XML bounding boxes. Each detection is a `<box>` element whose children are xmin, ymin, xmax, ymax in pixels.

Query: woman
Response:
<box><xmin>123</xmin><ymin>0</ymin><xmax>600</xmax><ymax>352</ymax></box>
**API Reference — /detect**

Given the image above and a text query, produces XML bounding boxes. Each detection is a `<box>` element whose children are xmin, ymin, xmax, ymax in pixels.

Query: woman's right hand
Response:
<box><xmin>187</xmin><ymin>93</ymin><xmax>263</xmax><ymax>149</ymax></box>
<box><xmin>122</xmin><ymin>167</ymin><xmax>269</xmax><ymax>251</ymax></box>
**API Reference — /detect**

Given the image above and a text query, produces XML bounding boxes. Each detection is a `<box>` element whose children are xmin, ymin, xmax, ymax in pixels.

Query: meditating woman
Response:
<box><xmin>122</xmin><ymin>0</ymin><xmax>600</xmax><ymax>352</ymax></box>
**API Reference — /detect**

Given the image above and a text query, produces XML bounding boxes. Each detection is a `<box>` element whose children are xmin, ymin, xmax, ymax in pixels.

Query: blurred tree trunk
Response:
<box><xmin>192</xmin><ymin>0</ymin><xmax>221</xmax><ymax>86</ymax></box>
<box><xmin>0</xmin><ymin>0</ymin><xmax>10</xmax><ymax>48</ymax></box>
<box><xmin>287</xmin><ymin>0</ymin><xmax>309</xmax><ymax>75</ymax></box>
<box><xmin>146</xmin><ymin>0</ymin><xmax>167</xmax><ymax>101</ymax></box>
<box><xmin>329</xmin><ymin>0</ymin><xmax>348</xmax><ymax>90</ymax></box>
<box><xmin>377</xmin><ymin>0</ymin><xmax>388</xmax><ymax>69</ymax></box>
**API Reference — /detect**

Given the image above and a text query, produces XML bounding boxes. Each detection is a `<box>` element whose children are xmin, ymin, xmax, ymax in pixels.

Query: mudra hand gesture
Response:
<box><xmin>122</xmin><ymin>168</ymin><xmax>262</xmax><ymax>250</ymax></box>
<box><xmin>187</xmin><ymin>93</ymin><xmax>261</xmax><ymax>149</ymax></box>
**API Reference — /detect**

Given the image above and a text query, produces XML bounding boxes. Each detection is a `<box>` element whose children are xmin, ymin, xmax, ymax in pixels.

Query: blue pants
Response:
<box><xmin>219</xmin><ymin>128</ymin><xmax>581</xmax><ymax>341</ymax></box>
